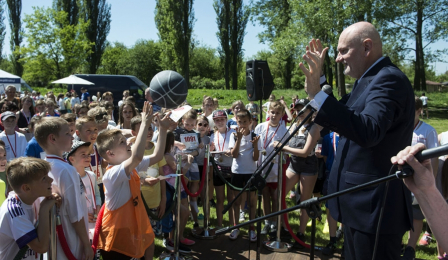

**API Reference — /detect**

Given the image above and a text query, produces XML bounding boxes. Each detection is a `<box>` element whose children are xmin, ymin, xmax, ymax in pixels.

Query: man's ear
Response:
<box><xmin>106</xmin><ymin>149</ymin><xmax>113</xmax><ymax>158</ymax></box>
<box><xmin>363</xmin><ymin>38</ymin><xmax>373</xmax><ymax>57</ymax></box>
<box><xmin>21</xmin><ymin>183</ymin><xmax>31</xmax><ymax>192</ymax></box>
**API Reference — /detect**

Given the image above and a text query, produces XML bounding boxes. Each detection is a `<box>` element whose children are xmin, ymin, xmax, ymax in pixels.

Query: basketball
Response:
<box><xmin>149</xmin><ymin>70</ymin><xmax>188</xmax><ymax>109</ymax></box>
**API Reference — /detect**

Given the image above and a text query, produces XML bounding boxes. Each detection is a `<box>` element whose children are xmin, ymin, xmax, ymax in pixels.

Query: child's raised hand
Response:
<box><xmin>234</xmin><ymin>127</ymin><xmax>244</xmax><ymax>140</ymax></box>
<box><xmin>158</xmin><ymin>112</ymin><xmax>172</xmax><ymax>130</ymax></box>
<box><xmin>251</xmin><ymin>135</ymin><xmax>260</xmax><ymax>148</ymax></box>
<box><xmin>141</xmin><ymin>101</ymin><xmax>154</xmax><ymax>124</ymax></box>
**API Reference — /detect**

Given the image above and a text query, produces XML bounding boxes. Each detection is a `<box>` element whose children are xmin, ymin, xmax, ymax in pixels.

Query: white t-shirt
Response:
<box><xmin>262</xmin><ymin>102</ymin><xmax>271</xmax><ymax>119</ymax></box>
<box><xmin>103</xmin><ymin>156</ymin><xmax>151</xmax><ymax>211</ymax></box>
<box><xmin>71</xmin><ymin>97</ymin><xmax>80</xmax><ymax>107</ymax></box>
<box><xmin>0</xmin><ymin>132</ymin><xmax>27</xmax><ymax>162</ymax></box>
<box><xmin>0</xmin><ymin>192</ymin><xmax>40</xmax><ymax>260</ymax></box>
<box><xmin>420</xmin><ymin>96</ymin><xmax>428</xmax><ymax>106</ymax></box>
<box><xmin>45</xmin><ymin>155</ymin><xmax>89</xmax><ymax>260</ymax></box>
<box><xmin>228</xmin><ymin>132</ymin><xmax>261</xmax><ymax>174</ymax></box>
<box><xmin>255</xmin><ymin>122</ymin><xmax>290</xmax><ymax>183</ymax></box>
<box><xmin>58</xmin><ymin>98</ymin><xmax>65</xmax><ymax>110</ymax></box>
<box><xmin>118</xmin><ymin>100</ymin><xmax>124</xmax><ymax>107</ymax></box>
<box><xmin>210</xmin><ymin>128</ymin><xmax>235</xmax><ymax>167</ymax></box>
<box><xmin>412</xmin><ymin>121</ymin><xmax>438</xmax><ymax>149</ymax></box>
<box><xmin>81</xmin><ymin>171</ymin><xmax>99</xmax><ymax>239</ymax></box>
<box><xmin>440</xmin><ymin>131</ymin><xmax>448</xmax><ymax>146</ymax></box>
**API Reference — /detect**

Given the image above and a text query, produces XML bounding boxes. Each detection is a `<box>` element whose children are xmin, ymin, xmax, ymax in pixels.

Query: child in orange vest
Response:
<box><xmin>95</xmin><ymin>102</ymin><xmax>170</xmax><ymax>260</ymax></box>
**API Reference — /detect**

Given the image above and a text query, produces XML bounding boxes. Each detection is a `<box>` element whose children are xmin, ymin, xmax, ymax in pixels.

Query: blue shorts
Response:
<box><xmin>185</xmin><ymin>162</ymin><xmax>200</xmax><ymax>182</ymax></box>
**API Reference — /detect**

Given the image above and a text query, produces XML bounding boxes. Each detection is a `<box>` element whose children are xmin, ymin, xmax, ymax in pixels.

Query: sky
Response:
<box><xmin>4</xmin><ymin>0</ymin><xmax>448</xmax><ymax>75</ymax></box>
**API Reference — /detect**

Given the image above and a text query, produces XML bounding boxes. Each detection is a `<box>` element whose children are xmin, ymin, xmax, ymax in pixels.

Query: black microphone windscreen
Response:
<box><xmin>322</xmin><ymin>84</ymin><xmax>332</xmax><ymax>95</ymax></box>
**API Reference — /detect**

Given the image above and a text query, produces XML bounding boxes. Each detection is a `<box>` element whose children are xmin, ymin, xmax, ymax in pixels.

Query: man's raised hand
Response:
<box><xmin>299</xmin><ymin>39</ymin><xmax>329</xmax><ymax>99</ymax></box>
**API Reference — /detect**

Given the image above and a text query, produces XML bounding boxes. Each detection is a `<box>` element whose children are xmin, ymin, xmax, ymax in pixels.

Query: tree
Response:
<box><xmin>155</xmin><ymin>0</ymin><xmax>195</xmax><ymax>87</ymax></box>
<box><xmin>0</xmin><ymin>0</ymin><xmax>7</xmax><ymax>64</ymax></box>
<box><xmin>214</xmin><ymin>0</ymin><xmax>231</xmax><ymax>89</ymax></box>
<box><xmin>229</xmin><ymin>0</ymin><xmax>249</xmax><ymax>90</ymax></box>
<box><xmin>19</xmin><ymin>7</ymin><xmax>92</xmax><ymax>85</ymax></box>
<box><xmin>53</xmin><ymin>0</ymin><xmax>79</xmax><ymax>25</ymax></box>
<box><xmin>6</xmin><ymin>0</ymin><xmax>22</xmax><ymax>76</ymax></box>
<box><xmin>252</xmin><ymin>0</ymin><xmax>295</xmax><ymax>89</ymax></box>
<box><xmin>82</xmin><ymin>0</ymin><xmax>111</xmax><ymax>74</ymax></box>
<box><xmin>376</xmin><ymin>0</ymin><xmax>448</xmax><ymax>91</ymax></box>
<box><xmin>97</xmin><ymin>41</ymin><xmax>128</xmax><ymax>75</ymax></box>
<box><xmin>126</xmin><ymin>40</ymin><xmax>162</xmax><ymax>85</ymax></box>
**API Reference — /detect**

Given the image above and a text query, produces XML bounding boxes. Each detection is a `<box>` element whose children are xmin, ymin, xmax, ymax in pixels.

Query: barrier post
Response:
<box><xmin>192</xmin><ymin>144</ymin><xmax>216</xmax><ymax>239</ymax></box>
<box><xmin>263</xmin><ymin>152</ymin><xmax>291</xmax><ymax>252</ymax></box>
<box><xmin>160</xmin><ymin>154</ymin><xmax>186</xmax><ymax>260</ymax></box>
<box><xmin>49</xmin><ymin>204</ymin><xmax>57</xmax><ymax>260</ymax></box>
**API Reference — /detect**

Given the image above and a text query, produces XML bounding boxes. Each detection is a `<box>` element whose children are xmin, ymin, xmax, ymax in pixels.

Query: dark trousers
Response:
<box><xmin>344</xmin><ymin>225</ymin><xmax>404</xmax><ymax>260</ymax></box>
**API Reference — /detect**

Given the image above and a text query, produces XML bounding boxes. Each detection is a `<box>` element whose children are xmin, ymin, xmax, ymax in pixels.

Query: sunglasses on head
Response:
<box><xmin>198</xmin><ymin>123</ymin><xmax>208</xmax><ymax>127</ymax></box>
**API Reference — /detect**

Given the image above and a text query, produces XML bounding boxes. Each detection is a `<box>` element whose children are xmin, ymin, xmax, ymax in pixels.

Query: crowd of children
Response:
<box><xmin>0</xmin><ymin>85</ymin><xmax>446</xmax><ymax>260</ymax></box>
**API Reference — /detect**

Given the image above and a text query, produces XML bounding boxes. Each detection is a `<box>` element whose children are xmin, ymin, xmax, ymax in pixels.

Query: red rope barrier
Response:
<box><xmin>180</xmin><ymin>157</ymin><xmax>208</xmax><ymax>197</ymax></box>
<box><xmin>56</xmin><ymin>223</ymin><xmax>79</xmax><ymax>260</ymax></box>
<box><xmin>91</xmin><ymin>204</ymin><xmax>105</xmax><ymax>252</ymax></box>
<box><xmin>281</xmin><ymin>156</ymin><xmax>310</xmax><ymax>249</ymax></box>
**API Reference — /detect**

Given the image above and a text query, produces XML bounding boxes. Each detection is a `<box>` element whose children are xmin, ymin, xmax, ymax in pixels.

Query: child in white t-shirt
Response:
<box><xmin>35</xmin><ymin>117</ymin><xmax>92</xmax><ymax>260</ymax></box>
<box><xmin>95</xmin><ymin>102</ymin><xmax>170</xmax><ymax>260</ymax></box>
<box><xmin>66</xmin><ymin>140</ymin><xmax>102</xmax><ymax>240</ymax></box>
<box><xmin>0</xmin><ymin>111</ymin><xmax>27</xmax><ymax>162</ymax></box>
<box><xmin>228</xmin><ymin>110</ymin><xmax>261</xmax><ymax>242</ymax></box>
<box><xmin>254</xmin><ymin>101</ymin><xmax>289</xmax><ymax>234</ymax></box>
<box><xmin>0</xmin><ymin>157</ymin><xmax>60</xmax><ymax>260</ymax></box>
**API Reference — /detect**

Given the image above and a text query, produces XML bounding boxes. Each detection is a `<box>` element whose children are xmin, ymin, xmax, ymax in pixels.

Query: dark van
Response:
<box><xmin>70</xmin><ymin>74</ymin><xmax>147</xmax><ymax>109</ymax></box>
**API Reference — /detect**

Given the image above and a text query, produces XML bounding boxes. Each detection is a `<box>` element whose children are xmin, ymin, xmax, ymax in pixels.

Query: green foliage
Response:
<box><xmin>19</xmin><ymin>7</ymin><xmax>93</xmax><ymax>86</ymax></box>
<box><xmin>155</xmin><ymin>0</ymin><xmax>195</xmax><ymax>86</ymax></box>
<box><xmin>97</xmin><ymin>41</ymin><xmax>127</xmax><ymax>75</ymax></box>
<box><xmin>189</xmin><ymin>44</ymin><xmax>222</xmax><ymax>80</ymax></box>
<box><xmin>82</xmin><ymin>0</ymin><xmax>111</xmax><ymax>74</ymax></box>
<box><xmin>6</xmin><ymin>0</ymin><xmax>23</xmax><ymax>76</ymax></box>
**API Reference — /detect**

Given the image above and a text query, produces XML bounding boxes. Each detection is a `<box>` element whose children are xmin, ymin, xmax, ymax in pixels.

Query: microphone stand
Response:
<box><xmin>216</xmin><ymin>165</ymin><xmax>415</xmax><ymax>260</ymax></box>
<box><xmin>222</xmin><ymin>107</ymin><xmax>316</xmax><ymax>260</ymax></box>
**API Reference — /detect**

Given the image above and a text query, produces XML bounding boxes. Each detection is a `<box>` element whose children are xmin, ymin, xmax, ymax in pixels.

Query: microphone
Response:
<box><xmin>296</xmin><ymin>84</ymin><xmax>333</xmax><ymax>116</ymax></box>
<box><xmin>414</xmin><ymin>144</ymin><xmax>448</xmax><ymax>162</ymax></box>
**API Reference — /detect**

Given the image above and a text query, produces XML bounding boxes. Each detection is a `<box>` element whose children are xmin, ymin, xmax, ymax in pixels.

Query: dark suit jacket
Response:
<box><xmin>314</xmin><ymin>57</ymin><xmax>414</xmax><ymax>234</ymax></box>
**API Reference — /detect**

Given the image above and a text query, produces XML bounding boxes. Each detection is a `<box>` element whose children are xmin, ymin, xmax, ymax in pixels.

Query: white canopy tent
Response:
<box><xmin>0</xmin><ymin>69</ymin><xmax>29</xmax><ymax>94</ymax></box>
<box><xmin>51</xmin><ymin>75</ymin><xmax>94</xmax><ymax>90</ymax></box>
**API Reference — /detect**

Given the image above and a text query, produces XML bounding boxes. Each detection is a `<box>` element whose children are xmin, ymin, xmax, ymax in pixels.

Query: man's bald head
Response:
<box><xmin>336</xmin><ymin>22</ymin><xmax>383</xmax><ymax>79</ymax></box>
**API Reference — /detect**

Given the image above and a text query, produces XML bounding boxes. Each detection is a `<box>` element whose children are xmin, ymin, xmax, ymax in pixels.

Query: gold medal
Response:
<box><xmin>261</xmin><ymin>150</ymin><xmax>266</xmax><ymax>155</ymax></box>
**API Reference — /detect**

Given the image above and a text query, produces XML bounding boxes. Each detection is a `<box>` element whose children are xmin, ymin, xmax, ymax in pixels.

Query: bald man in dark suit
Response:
<box><xmin>300</xmin><ymin>22</ymin><xmax>414</xmax><ymax>259</ymax></box>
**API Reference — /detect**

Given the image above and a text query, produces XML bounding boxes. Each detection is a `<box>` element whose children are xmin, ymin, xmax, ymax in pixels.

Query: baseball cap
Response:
<box><xmin>212</xmin><ymin>110</ymin><xmax>227</xmax><ymax>119</ymax></box>
<box><xmin>294</xmin><ymin>99</ymin><xmax>310</xmax><ymax>108</ymax></box>
<box><xmin>1</xmin><ymin>111</ymin><xmax>16</xmax><ymax>121</ymax></box>
<box><xmin>64</xmin><ymin>140</ymin><xmax>91</xmax><ymax>163</ymax></box>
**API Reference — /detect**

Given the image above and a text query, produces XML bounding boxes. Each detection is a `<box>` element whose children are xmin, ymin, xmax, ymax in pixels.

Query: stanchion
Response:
<box><xmin>49</xmin><ymin>204</ymin><xmax>57</xmax><ymax>260</ymax></box>
<box><xmin>263</xmin><ymin>152</ymin><xmax>291</xmax><ymax>252</ymax></box>
<box><xmin>192</xmin><ymin>144</ymin><xmax>216</xmax><ymax>239</ymax></box>
<box><xmin>160</xmin><ymin>154</ymin><xmax>186</xmax><ymax>260</ymax></box>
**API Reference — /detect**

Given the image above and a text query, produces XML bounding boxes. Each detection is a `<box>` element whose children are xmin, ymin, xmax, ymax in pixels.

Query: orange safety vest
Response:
<box><xmin>97</xmin><ymin>167</ymin><xmax>154</xmax><ymax>258</ymax></box>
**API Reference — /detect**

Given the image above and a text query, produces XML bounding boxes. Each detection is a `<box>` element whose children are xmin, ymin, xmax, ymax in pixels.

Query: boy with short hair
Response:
<box><xmin>130</xmin><ymin>116</ymin><xmax>167</xmax><ymax>236</ymax></box>
<box><xmin>66</xmin><ymin>140</ymin><xmax>102</xmax><ymax>239</ymax></box>
<box><xmin>88</xmin><ymin>106</ymin><xmax>111</xmax><ymax>131</ymax></box>
<box><xmin>61</xmin><ymin>113</ymin><xmax>77</xmax><ymax>135</ymax></box>
<box><xmin>254</xmin><ymin>101</ymin><xmax>289</xmax><ymax>234</ymax></box>
<box><xmin>0</xmin><ymin>157</ymin><xmax>59</xmax><ymax>259</ymax></box>
<box><xmin>0</xmin><ymin>111</ymin><xmax>27</xmax><ymax>162</ymax></box>
<box><xmin>96</xmin><ymin>102</ymin><xmax>170</xmax><ymax>260</ymax></box>
<box><xmin>173</xmin><ymin>109</ymin><xmax>201</xmax><ymax>226</ymax></box>
<box><xmin>228</xmin><ymin>109</ymin><xmax>261</xmax><ymax>241</ymax></box>
<box><xmin>75</xmin><ymin>116</ymin><xmax>105</xmax><ymax>204</ymax></box>
<box><xmin>25</xmin><ymin>116</ymin><xmax>45</xmax><ymax>159</ymax></box>
<box><xmin>35</xmin><ymin>117</ymin><xmax>93</xmax><ymax>260</ymax></box>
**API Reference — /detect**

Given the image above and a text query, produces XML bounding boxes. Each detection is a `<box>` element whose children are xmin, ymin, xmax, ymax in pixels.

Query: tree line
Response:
<box><xmin>0</xmin><ymin>0</ymin><xmax>446</xmax><ymax>92</ymax></box>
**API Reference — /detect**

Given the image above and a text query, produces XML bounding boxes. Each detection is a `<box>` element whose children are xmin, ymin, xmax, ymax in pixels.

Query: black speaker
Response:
<box><xmin>246</xmin><ymin>60</ymin><xmax>275</xmax><ymax>101</ymax></box>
